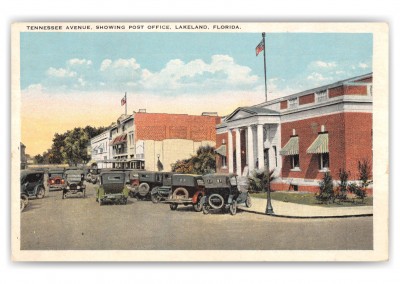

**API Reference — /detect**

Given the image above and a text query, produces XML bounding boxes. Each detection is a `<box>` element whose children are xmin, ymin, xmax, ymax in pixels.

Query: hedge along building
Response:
<box><xmin>215</xmin><ymin>73</ymin><xmax>373</xmax><ymax>193</ymax></box>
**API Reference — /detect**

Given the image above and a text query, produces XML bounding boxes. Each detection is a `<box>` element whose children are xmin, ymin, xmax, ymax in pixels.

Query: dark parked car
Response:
<box><xmin>96</xmin><ymin>170</ymin><xmax>129</xmax><ymax>205</ymax></box>
<box><xmin>164</xmin><ymin>174</ymin><xmax>205</xmax><ymax>211</ymax></box>
<box><xmin>149</xmin><ymin>172</ymin><xmax>173</xmax><ymax>203</ymax></box>
<box><xmin>200</xmin><ymin>174</ymin><xmax>252</xmax><ymax>215</ymax></box>
<box><xmin>20</xmin><ymin>170</ymin><xmax>46</xmax><ymax>201</ymax></box>
<box><xmin>62</xmin><ymin>169</ymin><xmax>86</xmax><ymax>199</ymax></box>
<box><xmin>131</xmin><ymin>171</ymin><xmax>171</xmax><ymax>200</ymax></box>
<box><xmin>47</xmin><ymin>168</ymin><xmax>66</xmax><ymax>191</ymax></box>
<box><xmin>86</xmin><ymin>168</ymin><xmax>101</xmax><ymax>184</ymax></box>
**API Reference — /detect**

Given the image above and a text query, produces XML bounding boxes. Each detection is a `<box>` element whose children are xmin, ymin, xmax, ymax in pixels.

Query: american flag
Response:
<box><xmin>256</xmin><ymin>40</ymin><xmax>264</xmax><ymax>56</ymax></box>
<box><xmin>121</xmin><ymin>94</ymin><xmax>126</xmax><ymax>106</ymax></box>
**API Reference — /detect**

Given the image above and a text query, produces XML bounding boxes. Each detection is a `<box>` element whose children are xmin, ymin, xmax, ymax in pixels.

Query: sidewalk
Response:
<box><xmin>239</xmin><ymin>197</ymin><xmax>373</xmax><ymax>218</ymax></box>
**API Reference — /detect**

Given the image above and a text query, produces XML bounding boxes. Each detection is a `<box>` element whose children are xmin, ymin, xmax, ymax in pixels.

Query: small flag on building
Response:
<box><xmin>121</xmin><ymin>94</ymin><xmax>126</xmax><ymax>106</ymax></box>
<box><xmin>256</xmin><ymin>40</ymin><xmax>264</xmax><ymax>56</ymax></box>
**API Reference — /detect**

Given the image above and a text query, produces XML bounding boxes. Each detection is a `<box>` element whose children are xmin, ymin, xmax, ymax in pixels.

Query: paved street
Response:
<box><xmin>20</xmin><ymin>182</ymin><xmax>373</xmax><ymax>250</ymax></box>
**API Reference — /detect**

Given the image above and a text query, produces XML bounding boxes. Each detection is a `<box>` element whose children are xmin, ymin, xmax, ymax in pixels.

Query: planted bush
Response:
<box><xmin>316</xmin><ymin>172</ymin><xmax>334</xmax><ymax>204</ymax></box>
<box><xmin>334</xmin><ymin>168</ymin><xmax>350</xmax><ymax>203</ymax></box>
<box><xmin>348</xmin><ymin>160</ymin><xmax>372</xmax><ymax>203</ymax></box>
<box><xmin>248</xmin><ymin>169</ymin><xmax>275</xmax><ymax>193</ymax></box>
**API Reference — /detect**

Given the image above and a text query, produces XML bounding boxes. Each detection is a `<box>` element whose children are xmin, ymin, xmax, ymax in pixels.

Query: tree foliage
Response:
<box><xmin>33</xmin><ymin>126</ymin><xmax>107</xmax><ymax>165</ymax></box>
<box><xmin>316</xmin><ymin>172</ymin><xmax>335</xmax><ymax>204</ymax></box>
<box><xmin>248</xmin><ymin>169</ymin><xmax>275</xmax><ymax>193</ymax></box>
<box><xmin>171</xmin><ymin>145</ymin><xmax>216</xmax><ymax>175</ymax></box>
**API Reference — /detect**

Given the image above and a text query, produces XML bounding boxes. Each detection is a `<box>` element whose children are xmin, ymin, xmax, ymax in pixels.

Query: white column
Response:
<box><xmin>228</xmin><ymin>129</ymin><xmax>234</xmax><ymax>174</ymax></box>
<box><xmin>235</xmin><ymin>128</ymin><xmax>242</xmax><ymax>176</ymax></box>
<box><xmin>257</xmin><ymin>124</ymin><xmax>264</xmax><ymax>170</ymax></box>
<box><xmin>247</xmin><ymin>125</ymin><xmax>254</xmax><ymax>172</ymax></box>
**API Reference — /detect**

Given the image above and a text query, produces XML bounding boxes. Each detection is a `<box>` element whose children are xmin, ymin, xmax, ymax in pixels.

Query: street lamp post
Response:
<box><xmin>265</xmin><ymin>159</ymin><xmax>274</xmax><ymax>215</ymax></box>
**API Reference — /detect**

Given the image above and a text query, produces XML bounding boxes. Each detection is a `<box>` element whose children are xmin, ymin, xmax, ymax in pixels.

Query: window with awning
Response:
<box><xmin>307</xmin><ymin>133</ymin><xmax>329</xmax><ymax>154</ymax></box>
<box><xmin>215</xmin><ymin>145</ymin><xmax>226</xmax><ymax>156</ymax></box>
<box><xmin>280</xmin><ymin>136</ymin><xmax>299</xmax><ymax>156</ymax></box>
<box><xmin>110</xmin><ymin>134</ymin><xmax>127</xmax><ymax>146</ymax></box>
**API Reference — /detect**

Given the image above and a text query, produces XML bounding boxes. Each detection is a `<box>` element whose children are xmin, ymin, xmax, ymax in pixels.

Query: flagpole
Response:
<box><xmin>262</xmin><ymin>32</ymin><xmax>267</xmax><ymax>102</ymax></box>
<box><xmin>125</xmin><ymin>92</ymin><xmax>127</xmax><ymax>115</ymax></box>
<box><xmin>261</xmin><ymin>32</ymin><xmax>274</xmax><ymax>215</ymax></box>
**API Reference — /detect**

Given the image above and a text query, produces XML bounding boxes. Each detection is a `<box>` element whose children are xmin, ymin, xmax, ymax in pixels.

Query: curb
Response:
<box><xmin>239</xmin><ymin>208</ymin><xmax>373</xmax><ymax>219</ymax></box>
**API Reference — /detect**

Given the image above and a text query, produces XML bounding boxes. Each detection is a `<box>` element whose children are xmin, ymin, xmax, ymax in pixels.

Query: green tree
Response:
<box><xmin>316</xmin><ymin>172</ymin><xmax>335</xmax><ymax>204</ymax></box>
<box><xmin>248</xmin><ymin>169</ymin><xmax>275</xmax><ymax>193</ymax></box>
<box><xmin>62</xmin><ymin>128</ymin><xmax>90</xmax><ymax>166</ymax></box>
<box><xmin>33</xmin><ymin>154</ymin><xmax>44</xmax><ymax>164</ymax></box>
<box><xmin>171</xmin><ymin>145</ymin><xmax>216</xmax><ymax>175</ymax></box>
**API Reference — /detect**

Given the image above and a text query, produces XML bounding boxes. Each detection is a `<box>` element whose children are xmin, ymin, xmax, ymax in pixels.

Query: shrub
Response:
<box><xmin>316</xmin><ymin>172</ymin><xmax>334</xmax><ymax>204</ymax></box>
<box><xmin>335</xmin><ymin>168</ymin><xmax>350</xmax><ymax>202</ymax></box>
<box><xmin>248</xmin><ymin>169</ymin><xmax>275</xmax><ymax>193</ymax></box>
<box><xmin>347</xmin><ymin>159</ymin><xmax>372</xmax><ymax>203</ymax></box>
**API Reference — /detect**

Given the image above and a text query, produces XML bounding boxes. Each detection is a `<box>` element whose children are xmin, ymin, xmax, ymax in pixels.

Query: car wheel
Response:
<box><xmin>193</xmin><ymin>198</ymin><xmax>203</xmax><ymax>212</ymax></box>
<box><xmin>36</xmin><ymin>187</ymin><xmax>45</xmax><ymax>199</ymax></box>
<box><xmin>229</xmin><ymin>200</ymin><xmax>237</xmax><ymax>215</ymax></box>
<box><xmin>170</xmin><ymin>203</ymin><xmax>178</xmax><ymax>210</ymax></box>
<box><xmin>138</xmin><ymin>183</ymin><xmax>150</xmax><ymax>198</ymax></box>
<box><xmin>21</xmin><ymin>194</ymin><xmax>29</xmax><ymax>206</ymax></box>
<box><xmin>151</xmin><ymin>193</ymin><xmax>160</xmax><ymax>204</ymax></box>
<box><xmin>172</xmin><ymin>187</ymin><xmax>189</xmax><ymax>200</ymax></box>
<box><xmin>203</xmin><ymin>205</ymin><xmax>210</xmax><ymax>215</ymax></box>
<box><xmin>245</xmin><ymin>195</ymin><xmax>252</xmax><ymax>208</ymax></box>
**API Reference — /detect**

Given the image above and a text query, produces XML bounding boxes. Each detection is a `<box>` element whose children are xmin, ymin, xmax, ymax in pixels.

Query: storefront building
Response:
<box><xmin>90</xmin><ymin>111</ymin><xmax>220</xmax><ymax>171</ymax></box>
<box><xmin>215</xmin><ymin>73</ymin><xmax>373</xmax><ymax>192</ymax></box>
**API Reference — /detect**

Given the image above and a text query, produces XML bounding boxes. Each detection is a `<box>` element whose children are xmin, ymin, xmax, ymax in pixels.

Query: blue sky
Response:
<box><xmin>20</xmin><ymin>31</ymin><xmax>372</xmax><ymax>155</ymax></box>
<box><xmin>21</xmin><ymin>32</ymin><xmax>372</xmax><ymax>97</ymax></box>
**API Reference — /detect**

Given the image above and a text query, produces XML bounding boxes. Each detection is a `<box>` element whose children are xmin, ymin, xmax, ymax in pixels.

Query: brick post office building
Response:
<box><xmin>215</xmin><ymin>73</ymin><xmax>373</xmax><ymax>193</ymax></box>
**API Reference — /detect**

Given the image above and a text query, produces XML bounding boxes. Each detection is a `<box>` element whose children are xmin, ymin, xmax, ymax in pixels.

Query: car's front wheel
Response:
<box><xmin>170</xmin><ymin>203</ymin><xmax>178</xmax><ymax>210</ymax></box>
<box><xmin>203</xmin><ymin>204</ymin><xmax>210</xmax><ymax>215</ymax></box>
<box><xmin>193</xmin><ymin>197</ymin><xmax>203</xmax><ymax>212</ymax></box>
<box><xmin>229</xmin><ymin>200</ymin><xmax>237</xmax><ymax>215</ymax></box>
<box><xmin>151</xmin><ymin>193</ymin><xmax>161</xmax><ymax>204</ymax></box>
<box><xmin>36</xmin><ymin>186</ymin><xmax>45</xmax><ymax>199</ymax></box>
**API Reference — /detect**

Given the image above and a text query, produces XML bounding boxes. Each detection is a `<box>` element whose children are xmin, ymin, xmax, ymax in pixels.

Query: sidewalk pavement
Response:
<box><xmin>239</xmin><ymin>197</ymin><xmax>373</xmax><ymax>218</ymax></box>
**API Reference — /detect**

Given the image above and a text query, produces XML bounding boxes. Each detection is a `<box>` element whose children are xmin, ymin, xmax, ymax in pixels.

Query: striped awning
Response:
<box><xmin>215</xmin><ymin>145</ymin><xmax>226</xmax><ymax>156</ymax></box>
<box><xmin>280</xmin><ymin>136</ymin><xmax>299</xmax><ymax>156</ymax></box>
<box><xmin>110</xmin><ymin>134</ymin><xmax>127</xmax><ymax>146</ymax></box>
<box><xmin>307</xmin><ymin>133</ymin><xmax>329</xmax><ymax>154</ymax></box>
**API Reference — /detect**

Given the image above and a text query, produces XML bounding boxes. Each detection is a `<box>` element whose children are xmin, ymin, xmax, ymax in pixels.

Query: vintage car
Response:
<box><xmin>62</xmin><ymin>169</ymin><xmax>86</xmax><ymax>199</ymax></box>
<box><xmin>149</xmin><ymin>172</ymin><xmax>173</xmax><ymax>203</ymax></box>
<box><xmin>200</xmin><ymin>174</ymin><xmax>252</xmax><ymax>215</ymax></box>
<box><xmin>20</xmin><ymin>170</ymin><xmax>46</xmax><ymax>201</ymax></box>
<box><xmin>131</xmin><ymin>171</ymin><xmax>171</xmax><ymax>200</ymax></box>
<box><xmin>164</xmin><ymin>174</ymin><xmax>205</xmax><ymax>211</ymax></box>
<box><xmin>47</xmin><ymin>168</ymin><xmax>66</xmax><ymax>191</ymax></box>
<box><xmin>96</xmin><ymin>170</ymin><xmax>129</xmax><ymax>205</ymax></box>
<box><xmin>86</xmin><ymin>168</ymin><xmax>101</xmax><ymax>184</ymax></box>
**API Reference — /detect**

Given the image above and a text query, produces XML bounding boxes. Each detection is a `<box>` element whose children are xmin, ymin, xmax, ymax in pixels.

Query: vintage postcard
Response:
<box><xmin>11</xmin><ymin>22</ymin><xmax>389</xmax><ymax>261</ymax></box>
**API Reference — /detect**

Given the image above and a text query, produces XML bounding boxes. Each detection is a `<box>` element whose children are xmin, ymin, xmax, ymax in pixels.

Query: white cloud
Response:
<box><xmin>47</xmin><ymin>67</ymin><xmax>77</xmax><ymax>78</ymax></box>
<box><xmin>27</xmin><ymin>55</ymin><xmax>261</xmax><ymax>94</ymax></box>
<box><xmin>312</xmin><ymin>60</ymin><xmax>337</xmax><ymax>68</ymax></box>
<box><xmin>68</xmin><ymin>58</ymin><xmax>92</xmax><ymax>66</ymax></box>
<box><xmin>358</xmin><ymin>62</ymin><xmax>368</xmax><ymax>69</ymax></box>
<box><xmin>307</xmin><ymin>72</ymin><xmax>331</xmax><ymax>82</ymax></box>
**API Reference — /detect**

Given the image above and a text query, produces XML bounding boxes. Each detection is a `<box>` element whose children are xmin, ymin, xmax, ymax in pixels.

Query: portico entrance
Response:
<box><xmin>216</xmin><ymin>106</ymin><xmax>282</xmax><ymax>176</ymax></box>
